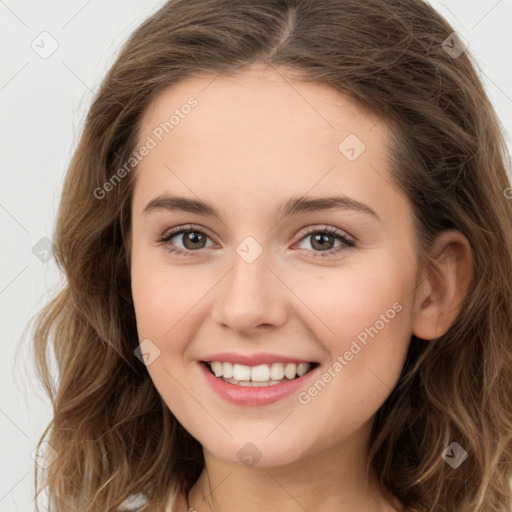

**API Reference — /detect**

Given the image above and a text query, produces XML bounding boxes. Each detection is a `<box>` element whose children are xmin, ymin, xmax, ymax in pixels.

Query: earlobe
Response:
<box><xmin>412</xmin><ymin>230</ymin><xmax>473</xmax><ymax>341</ymax></box>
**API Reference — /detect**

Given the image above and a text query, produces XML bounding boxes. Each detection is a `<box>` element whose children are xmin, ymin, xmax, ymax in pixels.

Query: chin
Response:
<box><xmin>200</xmin><ymin>433</ymin><xmax>312</xmax><ymax>469</ymax></box>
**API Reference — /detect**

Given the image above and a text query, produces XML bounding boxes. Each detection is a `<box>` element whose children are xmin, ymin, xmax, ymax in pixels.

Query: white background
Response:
<box><xmin>1</xmin><ymin>1</ymin><xmax>511</xmax><ymax>510</ymax></box>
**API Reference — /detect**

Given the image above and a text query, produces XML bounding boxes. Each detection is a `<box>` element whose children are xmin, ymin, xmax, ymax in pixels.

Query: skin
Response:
<box><xmin>129</xmin><ymin>63</ymin><xmax>473</xmax><ymax>512</ymax></box>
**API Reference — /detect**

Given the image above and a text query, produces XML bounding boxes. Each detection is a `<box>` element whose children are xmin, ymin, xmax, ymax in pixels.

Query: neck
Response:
<box><xmin>187</xmin><ymin>440</ymin><xmax>395</xmax><ymax>512</ymax></box>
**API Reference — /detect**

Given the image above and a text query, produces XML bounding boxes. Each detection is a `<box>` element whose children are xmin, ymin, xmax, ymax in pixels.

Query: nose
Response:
<box><xmin>211</xmin><ymin>249</ymin><xmax>288</xmax><ymax>335</ymax></box>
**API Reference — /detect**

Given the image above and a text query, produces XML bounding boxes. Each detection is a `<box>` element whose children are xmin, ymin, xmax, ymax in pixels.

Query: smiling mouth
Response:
<box><xmin>201</xmin><ymin>360</ymin><xmax>320</xmax><ymax>387</ymax></box>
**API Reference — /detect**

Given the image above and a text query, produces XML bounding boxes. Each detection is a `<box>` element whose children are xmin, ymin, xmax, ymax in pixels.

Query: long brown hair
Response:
<box><xmin>32</xmin><ymin>1</ymin><xmax>512</xmax><ymax>511</ymax></box>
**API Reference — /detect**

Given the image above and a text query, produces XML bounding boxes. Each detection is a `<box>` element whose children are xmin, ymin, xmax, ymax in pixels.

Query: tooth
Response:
<box><xmin>233</xmin><ymin>363</ymin><xmax>251</xmax><ymax>381</ymax></box>
<box><xmin>297</xmin><ymin>362</ymin><xmax>310</xmax><ymax>377</ymax></box>
<box><xmin>209</xmin><ymin>361</ymin><xmax>313</xmax><ymax>383</ymax></box>
<box><xmin>222</xmin><ymin>362</ymin><xmax>233</xmax><ymax>378</ymax></box>
<box><xmin>284</xmin><ymin>363</ymin><xmax>297</xmax><ymax>379</ymax></box>
<box><xmin>239</xmin><ymin>379</ymin><xmax>269</xmax><ymax>387</ymax></box>
<box><xmin>224</xmin><ymin>376</ymin><xmax>286</xmax><ymax>387</ymax></box>
<box><xmin>251</xmin><ymin>364</ymin><xmax>270</xmax><ymax>382</ymax></box>
<box><xmin>211</xmin><ymin>361</ymin><xmax>223</xmax><ymax>377</ymax></box>
<box><xmin>270</xmin><ymin>363</ymin><xmax>285</xmax><ymax>380</ymax></box>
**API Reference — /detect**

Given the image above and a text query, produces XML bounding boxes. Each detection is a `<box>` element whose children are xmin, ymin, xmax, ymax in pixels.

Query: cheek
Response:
<box><xmin>306</xmin><ymin>258</ymin><xmax>412</xmax><ymax>382</ymax></box>
<box><xmin>130</xmin><ymin>253</ymin><xmax>200</xmax><ymax>412</ymax></box>
<box><xmin>290</xmin><ymin>275</ymin><xmax>412</xmax><ymax>450</ymax></box>
<box><xmin>291</xmin><ymin>252</ymin><xmax>415</xmax><ymax>411</ymax></box>
<box><xmin>131</xmin><ymin>245</ymin><xmax>202</xmax><ymax>340</ymax></box>
<box><xmin>131</xmin><ymin>264</ymin><xmax>171</xmax><ymax>339</ymax></box>
<box><xmin>297</xmin><ymin>264</ymin><xmax>409</xmax><ymax>348</ymax></box>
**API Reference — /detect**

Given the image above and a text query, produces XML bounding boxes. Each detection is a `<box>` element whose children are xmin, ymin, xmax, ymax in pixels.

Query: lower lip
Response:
<box><xmin>199</xmin><ymin>362</ymin><xmax>318</xmax><ymax>406</ymax></box>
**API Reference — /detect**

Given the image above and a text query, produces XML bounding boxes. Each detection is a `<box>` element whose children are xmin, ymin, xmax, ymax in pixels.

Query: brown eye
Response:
<box><xmin>159</xmin><ymin>225</ymin><xmax>214</xmax><ymax>255</ymax></box>
<box><xmin>178</xmin><ymin>231</ymin><xmax>207</xmax><ymax>250</ymax></box>
<box><xmin>158</xmin><ymin>224</ymin><xmax>355</xmax><ymax>258</ymax></box>
<box><xmin>294</xmin><ymin>226</ymin><xmax>355</xmax><ymax>258</ymax></box>
<box><xmin>309</xmin><ymin>232</ymin><xmax>336</xmax><ymax>251</ymax></box>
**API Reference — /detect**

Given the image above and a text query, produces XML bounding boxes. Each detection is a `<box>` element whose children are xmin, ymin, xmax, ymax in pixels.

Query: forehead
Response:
<box><xmin>137</xmin><ymin>64</ymin><xmax>382</xmax><ymax>149</ymax></box>
<box><xmin>132</xmin><ymin>65</ymin><xmax>404</xmax><ymax>226</ymax></box>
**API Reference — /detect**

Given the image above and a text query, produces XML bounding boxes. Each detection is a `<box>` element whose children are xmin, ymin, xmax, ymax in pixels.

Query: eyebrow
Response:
<box><xmin>143</xmin><ymin>194</ymin><xmax>381</xmax><ymax>221</ymax></box>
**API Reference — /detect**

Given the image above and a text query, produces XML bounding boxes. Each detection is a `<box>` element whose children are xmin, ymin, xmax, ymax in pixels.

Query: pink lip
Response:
<box><xmin>199</xmin><ymin>361</ymin><xmax>319</xmax><ymax>406</ymax></box>
<box><xmin>200</xmin><ymin>352</ymin><xmax>316</xmax><ymax>366</ymax></box>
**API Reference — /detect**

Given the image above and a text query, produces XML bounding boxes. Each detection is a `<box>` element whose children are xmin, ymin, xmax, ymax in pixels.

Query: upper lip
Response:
<box><xmin>201</xmin><ymin>352</ymin><xmax>317</xmax><ymax>366</ymax></box>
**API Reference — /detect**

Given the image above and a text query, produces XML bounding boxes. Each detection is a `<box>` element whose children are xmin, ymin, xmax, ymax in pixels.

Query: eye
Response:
<box><xmin>293</xmin><ymin>225</ymin><xmax>355</xmax><ymax>258</ymax></box>
<box><xmin>158</xmin><ymin>224</ymin><xmax>214</xmax><ymax>256</ymax></box>
<box><xmin>157</xmin><ymin>224</ymin><xmax>355</xmax><ymax>258</ymax></box>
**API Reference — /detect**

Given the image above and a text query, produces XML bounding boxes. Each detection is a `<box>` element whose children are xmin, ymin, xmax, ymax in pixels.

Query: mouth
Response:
<box><xmin>200</xmin><ymin>360</ymin><xmax>320</xmax><ymax>387</ymax></box>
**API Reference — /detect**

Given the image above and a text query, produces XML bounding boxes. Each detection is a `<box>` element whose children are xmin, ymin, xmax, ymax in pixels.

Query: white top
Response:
<box><xmin>118</xmin><ymin>489</ymin><xmax>188</xmax><ymax>511</ymax></box>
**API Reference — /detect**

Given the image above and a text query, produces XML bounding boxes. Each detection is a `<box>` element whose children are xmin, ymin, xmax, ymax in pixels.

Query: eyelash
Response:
<box><xmin>157</xmin><ymin>224</ymin><xmax>355</xmax><ymax>258</ymax></box>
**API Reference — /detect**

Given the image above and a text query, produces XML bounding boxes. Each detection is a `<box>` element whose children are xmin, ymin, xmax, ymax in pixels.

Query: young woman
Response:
<box><xmin>32</xmin><ymin>1</ymin><xmax>512</xmax><ymax>511</ymax></box>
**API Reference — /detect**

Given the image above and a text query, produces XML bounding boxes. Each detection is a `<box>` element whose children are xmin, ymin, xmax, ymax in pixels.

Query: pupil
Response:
<box><xmin>313</xmin><ymin>233</ymin><xmax>333</xmax><ymax>251</ymax></box>
<box><xmin>185</xmin><ymin>232</ymin><xmax>204</xmax><ymax>249</ymax></box>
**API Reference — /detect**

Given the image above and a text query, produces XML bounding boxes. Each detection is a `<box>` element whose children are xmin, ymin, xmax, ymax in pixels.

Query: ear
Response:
<box><xmin>412</xmin><ymin>230</ymin><xmax>473</xmax><ymax>340</ymax></box>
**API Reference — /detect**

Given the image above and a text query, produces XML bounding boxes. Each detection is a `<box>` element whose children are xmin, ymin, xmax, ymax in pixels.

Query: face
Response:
<box><xmin>130</xmin><ymin>64</ymin><xmax>421</xmax><ymax>468</ymax></box>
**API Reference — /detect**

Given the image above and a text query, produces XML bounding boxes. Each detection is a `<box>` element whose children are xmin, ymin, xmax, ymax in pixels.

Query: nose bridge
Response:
<box><xmin>212</xmin><ymin>240</ymin><xmax>287</xmax><ymax>332</ymax></box>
